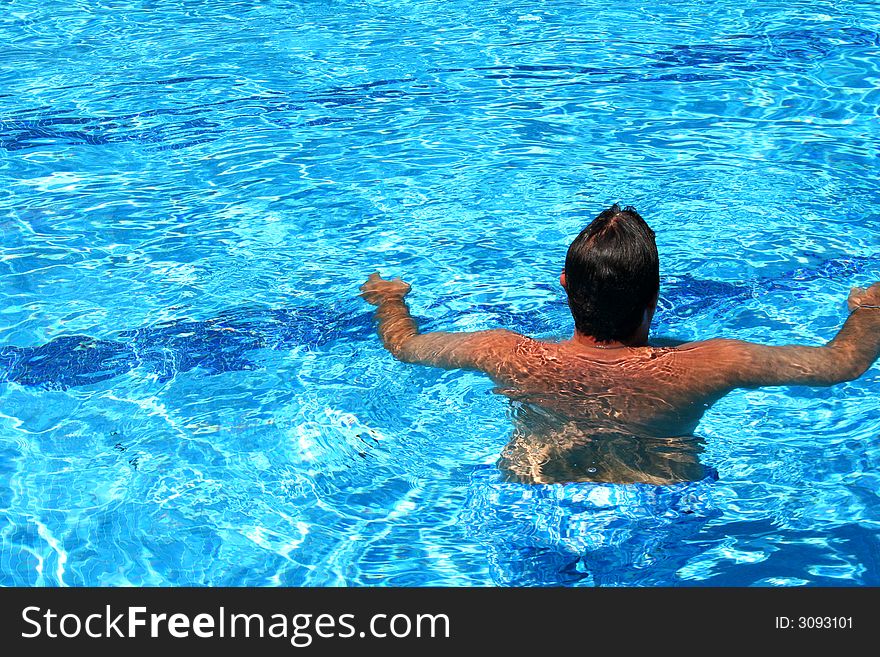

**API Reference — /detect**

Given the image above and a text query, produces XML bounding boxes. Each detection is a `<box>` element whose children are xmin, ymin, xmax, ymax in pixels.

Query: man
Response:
<box><xmin>360</xmin><ymin>205</ymin><xmax>880</xmax><ymax>485</ymax></box>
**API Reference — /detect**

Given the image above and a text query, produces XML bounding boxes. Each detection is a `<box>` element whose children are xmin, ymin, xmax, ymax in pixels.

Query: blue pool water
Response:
<box><xmin>1</xmin><ymin>0</ymin><xmax>879</xmax><ymax>586</ymax></box>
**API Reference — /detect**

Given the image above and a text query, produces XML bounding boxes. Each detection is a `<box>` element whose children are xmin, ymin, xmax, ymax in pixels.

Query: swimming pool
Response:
<box><xmin>1</xmin><ymin>0</ymin><xmax>878</xmax><ymax>586</ymax></box>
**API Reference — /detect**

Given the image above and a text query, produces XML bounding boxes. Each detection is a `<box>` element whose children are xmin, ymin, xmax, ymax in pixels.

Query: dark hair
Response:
<box><xmin>564</xmin><ymin>204</ymin><xmax>659</xmax><ymax>342</ymax></box>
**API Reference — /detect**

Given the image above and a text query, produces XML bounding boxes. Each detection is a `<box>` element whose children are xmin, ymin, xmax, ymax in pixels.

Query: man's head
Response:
<box><xmin>561</xmin><ymin>204</ymin><xmax>659</xmax><ymax>344</ymax></box>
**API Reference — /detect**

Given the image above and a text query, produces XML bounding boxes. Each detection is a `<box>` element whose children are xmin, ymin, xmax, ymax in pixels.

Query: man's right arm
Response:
<box><xmin>693</xmin><ymin>283</ymin><xmax>880</xmax><ymax>389</ymax></box>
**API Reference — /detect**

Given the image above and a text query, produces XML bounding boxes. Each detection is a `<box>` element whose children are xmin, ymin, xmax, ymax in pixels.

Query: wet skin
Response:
<box><xmin>360</xmin><ymin>274</ymin><xmax>880</xmax><ymax>485</ymax></box>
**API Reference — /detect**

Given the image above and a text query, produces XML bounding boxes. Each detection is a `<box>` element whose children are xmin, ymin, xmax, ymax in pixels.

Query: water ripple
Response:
<box><xmin>1</xmin><ymin>0</ymin><xmax>879</xmax><ymax>586</ymax></box>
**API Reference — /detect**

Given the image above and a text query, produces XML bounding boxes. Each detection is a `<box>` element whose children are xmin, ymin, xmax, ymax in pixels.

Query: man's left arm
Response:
<box><xmin>360</xmin><ymin>273</ymin><xmax>524</xmax><ymax>373</ymax></box>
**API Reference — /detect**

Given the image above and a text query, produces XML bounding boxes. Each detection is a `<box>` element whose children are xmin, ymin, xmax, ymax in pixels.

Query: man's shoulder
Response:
<box><xmin>665</xmin><ymin>339</ymin><xmax>757</xmax><ymax>384</ymax></box>
<box><xmin>664</xmin><ymin>337</ymin><xmax>749</xmax><ymax>360</ymax></box>
<box><xmin>478</xmin><ymin>329</ymin><xmax>536</xmax><ymax>356</ymax></box>
<box><xmin>473</xmin><ymin>328</ymin><xmax>532</xmax><ymax>344</ymax></box>
<box><xmin>671</xmin><ymin>337</ymin><xmax>748</xmax><ymax>353</ymax></box>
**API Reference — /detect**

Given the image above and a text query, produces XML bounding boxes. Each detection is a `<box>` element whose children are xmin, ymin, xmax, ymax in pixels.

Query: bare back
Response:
<box><xmin>490</xmin><ymin>338</ymin><xmax>728</xmax><ymax>436</ymax></box>
<box><xmin>484</xmin><ymin>337</ymin><xmax>733</xmax><ymax>484</ymax></box>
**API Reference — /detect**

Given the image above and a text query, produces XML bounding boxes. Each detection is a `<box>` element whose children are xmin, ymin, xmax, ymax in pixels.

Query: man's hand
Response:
<box><xmin>359</xmin><ymin>272</ymin><xmax>412</xmax><ymax>306</ymax></box>
<box><xmin>847</xmin><ymin>282</ymin><xmax>880</xmax><ymax>311</ymax></box>
<box><xmin>360</xmin><ymin>270</ymin><xmax>521</xmax><ymax>372</ymax></box>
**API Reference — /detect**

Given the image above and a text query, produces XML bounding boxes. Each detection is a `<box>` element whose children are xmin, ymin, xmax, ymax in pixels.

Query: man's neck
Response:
<box><xmin>569</xmin><ymin>330</ymin><xmax>649</xmax><ymax>349</ymax></box>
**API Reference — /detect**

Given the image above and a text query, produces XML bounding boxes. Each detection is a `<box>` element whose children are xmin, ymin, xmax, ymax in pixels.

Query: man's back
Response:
<box><xmin>455</xmin><ymin>334</ymin><xmax>734</xmax><ymax>484</ymax></box>
<box><xmin>484</xmin><ymin>337</ymin><xmax>726</xmax><ymax>436</ymax></box>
